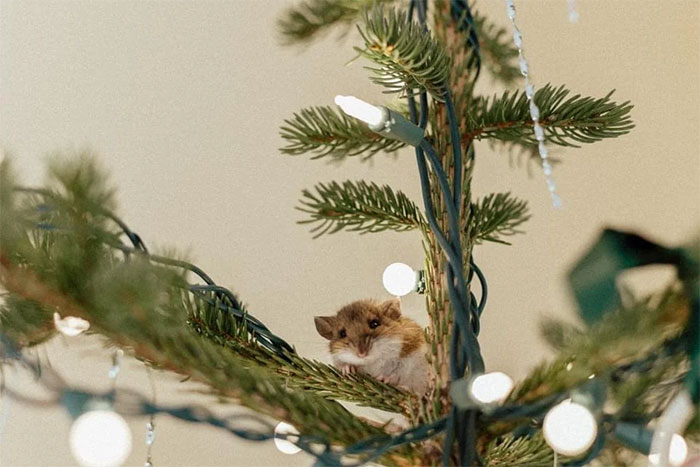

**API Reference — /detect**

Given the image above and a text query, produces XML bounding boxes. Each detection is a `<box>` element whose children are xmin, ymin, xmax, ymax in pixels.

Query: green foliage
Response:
<box><xmin>483</xmin><ymin>433</ymin><xmax>555</xmax><ymax>466</ymax></box>
<box><xmin>0</xmin><ymin>0</ymin><xmax>660</xmax><ymax>462</ymax></box>
<box><xmin>539</xmin><ymin>316</ymin><xmax>584</xmax><ymax>351</ymax></box>
<box><xmin>512</xmin><ymin>288</ymin><xmax>687</xmax><ymax>405</ymax></box>
<box><xmin>297</xmin><ymin>180</ymin><xmax>529</xmax><ymax>249</ymax></box>
<box><xmin>0</xmin><ymin>296</ymin><xmax>54</xmax><ymax>348</ymax></box>
<box><xmin>280</xmin><ymin>105</ymin><xmax>405</xmax><ymax>160</ymax></box>
<box><xmin>472</xmin><ymin>10</ymin><xmax>521</xmax><ymax>85</ymax></box>
<box><xmin>479</xmin><ymin>288</ymin><xmax>691</xmax><ymax>459</ymax></box>
<box><xmin>431</xmin><ymin>0</ymin><xmax>480</xmax><ymax>92</ymax></box>
<box><xmin>469</xmin><ymin>192</ymin><xmax>530</xmax><ymax>245</ymax></box>
<box><xmin>45</xmin><ymin>152</ymin><xmax>118</xmax><ymax>212</ymax></box>
<box><xmin>185</xmin><ymin>286</ymin><xmax>413</xmax><ymax>413</ymax></box>
<box><xmin>277</xmin><ymin>0</ymin><xmax>392</xmax><ymax>45</ymax></box>
<box><xmin>0</xmin><ymin>156</ymin><xmax>398</xmax><ymax>455</ymax></box>
<box><xmin>298</xmin><ymin>180</ymin><xmax>425</xmax><ymax>237</ymax></box>
<box><xmin>357</xmin><ymin>6</ymin><xmax>451</xmax><ymax>99</ymax></box>
<box><xmin>466</xmin><ymin>84</ymin><xmax>635</xmax><ymax>147</ymax></box>
<box><xmin>611</xmin><ymin>352</ymin><xmax>686</xmax><ymax>421</ymax></box>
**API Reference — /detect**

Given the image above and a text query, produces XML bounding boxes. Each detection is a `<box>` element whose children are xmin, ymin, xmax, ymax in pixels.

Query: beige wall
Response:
<box><xmin>0</xmin><ymin>0</ymin><xmax>698</xmax><ymax>465</ymax></box>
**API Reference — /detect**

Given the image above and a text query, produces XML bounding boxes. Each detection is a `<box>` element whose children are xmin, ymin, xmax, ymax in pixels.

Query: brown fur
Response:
<box><xmin>314</xmin><ymin>298</ymin><xmax>425</xmax><ymax>357</ymax></box>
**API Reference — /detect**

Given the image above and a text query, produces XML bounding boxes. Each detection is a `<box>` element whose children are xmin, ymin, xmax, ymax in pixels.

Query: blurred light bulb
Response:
<box><xmin>334</xmin><ymin>95</ymin><xmax>385</xmax><ymax>127</ymax></box>
<box><xmin>274</xmin><ymin>422</ymin><xmax>301</xmax><ymax>455</ymax></box>
<box><xmin>69</xmin><ymin>410</ymin><xmax>132</xmax><ymax>467</ymax></box>
<box><xmin>382</xmin><ymin>263</ymin><xmax>418</xmax><ymax>296</ymax></box>
<box><xmin>543</xmin><ymin>400</ymin><xmax>597</xmax><ymax>456</ymax></box>
<box><xmin>648</xmin><ymin>434</ymin><xmax>688</xmax><ymax>467</ymax></box>
<box><xmin>470</xmin><ymin>372</ymin><xmax>514</xmax><ymax>405</ymax></box>
<box><xmin>54</xmin><ymin>312</ymin><xmax>90</xmax><ymax>337</ymax></box>
<box><xmin>668</xmin><ymin>434</ymin><xmax>688</xmax><ymax>466</ymax></box>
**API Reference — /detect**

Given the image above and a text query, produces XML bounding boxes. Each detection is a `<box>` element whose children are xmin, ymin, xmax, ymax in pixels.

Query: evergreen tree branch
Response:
<box><xmin>432</xmin><ymin>0</ymin><xmax>479</xmax><ymax>99</ymax></box>
<box><xmin>472</xmin><ymin>9</ymin><xmax>521</xmax><ymax>85</ymax></box>
<box><xmin>479</xmin><ymin>287</ymin><xmax>690</xmax><ymax>458</ymax></box>
<box><xmin>298</xmin><ymin>180</ymin><xmax>426</xmax><ymax>237</ymax></box>
<box><xmin>0</xmin><ymin>158</ymin><xmax>411</xmax><ymax>458</ymax></box>
<box><xmin>0</xmin><ymin>255</ymin><xmax>394</xmax><ymax>449</ymax></box>
<box><xmin>185</xmin><ymin>289</ymin><xmax>415</xmax><ymax>414</ymax></box>
<box><xmin>0</xmin><ymin>158</ymin><xmax>429</xmax><ymax>464</ymax></box>
<box><xmin>511</xmin><ymin>288</ymin><xmax>687</xmax><ymax>406</ymax></box>
<box><xmin>357</xmin><ymin>6</ymin><xmax>452</xmax><ymax>100</ymax></box>
<box><xmin>483</xmin><ymin>432</ymin><xmax>557</xmax><ymax>466</ymax></box>
<box><xmin>280</xmin><ymin>105</ymin><xmax>405</xmax><ymax>160</ymax></box>
<box><xmin>611</xmin><ymin>352</ymin><xmax>687</xmax><ymax>423</ymax></box>
<box><xmin>465</xmin><ymin>84</ymin><xmax>635</xmax><ymax>147</ymax></box>
<box><xmin>468</xmin><ymin>192</ymin><xmax>530</xmax><ymax>245</ymax></box>
<box><xmin>297</xmin><ymin>182</ymin><xmax>529</xmax><ymax>246</ymax></box>
<box><xmin>277</xmin><ymin>0</ymin><xmax>393</xmax><ymax>45</ymax></box>
<box><xmin>539</xmin><ymin>317</ymin><xmax>585</xmax><ymax>351</ymax></box>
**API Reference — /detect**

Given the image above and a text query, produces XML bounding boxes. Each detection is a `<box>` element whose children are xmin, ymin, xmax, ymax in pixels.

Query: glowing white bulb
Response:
<box><xmin>648</xmin><ymin>434</ymin><xmax>688</xmax><ymax>467</ymax></box>
<box><xmin>274</xmin><ymin>422</ymin><xmax>301</xmax><ymax>455</ymax></box>
<box><xmin>668</xmin><ymin>434</ymin><xmax>688</xmax><ymax>466</ymax></box>
<box><xmin>649</xmin><ymin>390</ymin><xmax>694</xmax><ymax>467</ymax></box>
<box><xmin>54</xmin><ymin>312</ymin><xmax>90</xmax><ymax>337</ymax></box>
<box><xmin>69</xmin><ymin>410</ymin><xmax>132</xmax><ymax>467</ymax></box>
<box><xmin>543</xmin><ymin>400</ymin><xmax>597</xmax><ymax>456</ymax></box>
<box><xmin>470</xmin><ymin>372</ymin><xmax>514</xmax><ymax>405</ymax></box>
<box><xmin>334</xmin><ymin>95</ymin><xmax>385</xmax><ymax>127</ymax></box>
<box><xmin>382</xmin><ymin>263</ymin><xmax>418</xmax><ymax>297</ymax></box>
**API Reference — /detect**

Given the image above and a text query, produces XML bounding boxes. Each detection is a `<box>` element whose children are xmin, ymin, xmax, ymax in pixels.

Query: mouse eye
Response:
<box><xmin>339</xmin><ymin>329</ymin><xmax>346</xmax><ymax>338</ymax></box>
<box><xmin>369</xmin><ymin>319</ymin><xmax>380</xmax><ymax>329</ymax></box>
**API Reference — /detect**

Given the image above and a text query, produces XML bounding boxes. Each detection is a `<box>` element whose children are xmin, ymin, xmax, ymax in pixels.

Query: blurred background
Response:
<box><xmin>0</xmin><ymin>0</ymin><xmax>698</xmax><ymax>465</ymax></box>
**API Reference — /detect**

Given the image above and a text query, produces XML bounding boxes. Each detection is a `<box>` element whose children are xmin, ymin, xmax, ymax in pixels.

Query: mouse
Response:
<box><xmin>314</xmin><ymin>298</ymin><xmax>430</xmax><ymax>394</ymax></box>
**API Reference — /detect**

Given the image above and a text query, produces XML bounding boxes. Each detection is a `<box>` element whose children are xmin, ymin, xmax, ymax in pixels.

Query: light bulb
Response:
<box><xmin>382</xmin><ymin>263</ymin><xmax>418</xmax><ymax>297</ymax></box>
<box><xmin>648</xmin><ymin>434</ymin><xmax>688</xmax><ymax>467</ymax></box>
<box><xmin>668</xmin><ymin>434</ymin><xmax>688</xmax><ymax>466</ymax></box>
<box><xmin>69</xmin><ymin>409</ymin><xmax>132</xmax><ymax>467</ymax></box>
<box><xmin>274</xmin><ymin>422</ymin><xmax>301</xmax><ymax>455</ymax></box>
<box><xmin>470</xmin><ymin>372</ymin><xmax>514</xmax><ymax>405</ymax></box>
<box><xmin>543</xmin><ymin>400</ymin><xmax>597</xmax><ymax>456</ymax></box>
<box><xmin>334</xmin><ymin>95</ymin><xmax>385</xmax><ymax>127</ymax></box>
<box><xmin>54</xmin><ymin>312</ymin><xmax>90</xmax><ymax>337</ymax></box>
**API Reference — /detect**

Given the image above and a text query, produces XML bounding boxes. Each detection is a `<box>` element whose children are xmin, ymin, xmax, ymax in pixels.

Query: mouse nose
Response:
<box><xmin>357</xmin><ymin>336</ymin><xmax>371</xmax><ymax>358</ymax></box>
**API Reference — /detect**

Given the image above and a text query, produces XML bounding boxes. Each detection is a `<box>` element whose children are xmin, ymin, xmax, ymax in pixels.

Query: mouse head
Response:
<box><xmin>314</xmin><ymin>298</ymin><xmax>403</xmax><ymax>362</ymax></box>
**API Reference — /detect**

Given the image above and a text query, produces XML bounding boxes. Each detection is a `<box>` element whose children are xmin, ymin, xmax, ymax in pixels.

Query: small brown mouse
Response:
<box><xmin>314</xmin><ymin>298</ymin><xmax>430</xmax><ymax>394</ymax></box>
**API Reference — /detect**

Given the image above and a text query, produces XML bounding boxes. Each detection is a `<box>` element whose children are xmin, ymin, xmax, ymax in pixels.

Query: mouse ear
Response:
<box><xmin>314</xmin><ymin>316</ymin><xmax>335</xmax><ymax>340</ymax></box>
<box><xmin>380</xmin><ymin>298</ymin><xmax>402</xmax><ymax>320</ymax></box>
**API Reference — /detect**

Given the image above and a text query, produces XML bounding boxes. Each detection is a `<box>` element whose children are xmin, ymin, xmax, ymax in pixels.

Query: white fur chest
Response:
<box><xmin>332</xmin><ymin>337</ymin><xmax>430</xmax><ymax>394</ymax></box>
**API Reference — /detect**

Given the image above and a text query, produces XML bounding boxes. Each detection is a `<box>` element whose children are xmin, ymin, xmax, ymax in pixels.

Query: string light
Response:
<box><xmin>108</xmin><ymin>349</ymin><xmax>124</xmax><ymax>382</ymax></box>
<box><xmin>648</xmin><ymin>434</ymin><xmax>688</xmax><ymax>467</ymax></box>
<box><xmin>144</xmin><ymin>367</ymin><xmax>157</xmax><ymax>467</ymax></box>
<box><xmin>334</xmin><ymin>95</ymin><xmax>385</xmax><ymax>127</ymax></box>
<box><xmin>470</xmin><ymin>372</ymin><xmax>514</xmax><ymax>405</ymax></box>
<box><xmin>53</xmin><ymin>312</ymin><xmax>89</xmax><ymax>337</ymax></box>
<box><xmin>382</xmin><ymin>263</ymin><xmax>425</xmax><ymax>297</ymax></box>
<box><xmin>334</xmin><ymin>95</ymin><xmax>425</xmax><ymax>146</ymax></box>
<box><xmin>567</xmin><ymin>0</ymin><xmax>579</xmax><ymax>23</ymax></box>
<box><xmin>69</xmin><ymin>409</ymin><xmax>133</xmax><ymax>467</ymax></box>
<box><xmin>542</xmin><ymin>399</ymin><xmax>597</xmax><ymax>456</ymax></box>
<box><xmin>144</xmin><ymin>421</ymin><xmax>156</xmax><ymax>467</ymax></box>
<box><xmin>664</xmin><ymin>434</ymin><xmax>688</xmax><ymax>467</ymax></box>
<box><xmin>504</xmin><ymin>0</ymin><xmax>562</xmax><ymax>208</ymax></box>
<box><xmin>649</xmin><ymin>390</ymin><xmax>694</xmax><ymax>467</ymax></box>
<box><xmin>614</xmin><ymin>421</ymin><xmax>688</xmax><ymax>467</ymax></box>
<box><xmin>274</xmin><ymin>422</ymin><xmax>301</xmax><ymax>455</ymax></box>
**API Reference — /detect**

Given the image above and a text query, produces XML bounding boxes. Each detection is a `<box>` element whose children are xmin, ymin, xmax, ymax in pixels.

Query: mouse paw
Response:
<box><xmin>339</xmin><ymin>364</ymin><xmax>357</xmax><ymax>375</ymax></box>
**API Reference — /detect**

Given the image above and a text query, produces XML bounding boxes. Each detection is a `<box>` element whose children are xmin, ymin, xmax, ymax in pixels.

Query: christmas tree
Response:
<box><xmin>0</xmin><ymin>1</ymin><xmax>697</xmax><ymax>466</ymax></box>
